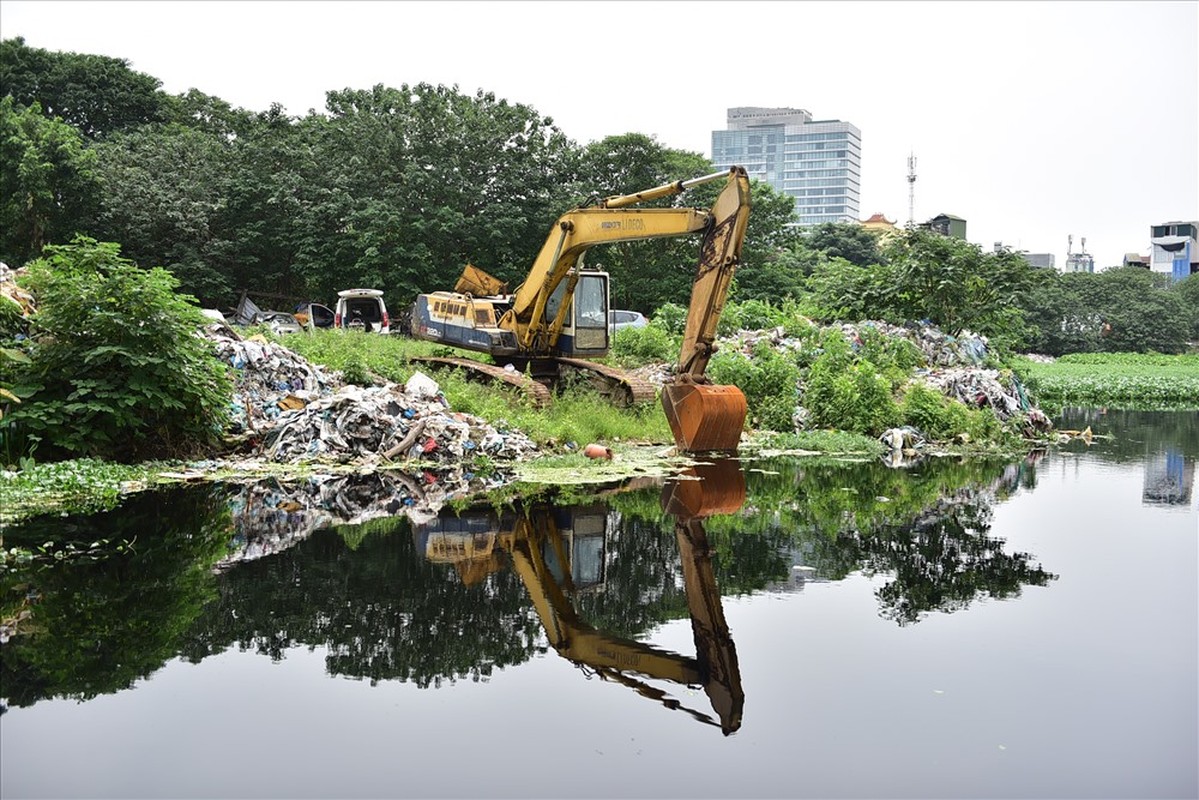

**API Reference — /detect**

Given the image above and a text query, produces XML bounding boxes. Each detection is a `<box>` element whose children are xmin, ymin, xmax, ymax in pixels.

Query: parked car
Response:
<box><xmin>334</xmin><ymin>289</ymin><xmax>390</xmax><ymax>334</ymax></box>
<box><xmin>609</xmin><ymin>309</ymin><xmax>648</xmax><ymax>332</ymax></box>
<box><xmin>259</xmin><ymin>311</ymin><xmax>303</xmax><ymax>335</ymax></box>
<box><xmin>294</xmin><ymin>302</ymin><xmax>335</xmax><ymax>330</ymax></box>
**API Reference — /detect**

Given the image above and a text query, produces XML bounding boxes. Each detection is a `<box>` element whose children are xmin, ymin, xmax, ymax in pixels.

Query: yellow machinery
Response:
<box><xmin>417</xmin><ymin>460</ymin><xmax>746</xmax><ymax>734</ymax></box>
<box><xmin>410</xmin><ymin>167</ymin><xmax>751</xmax><ymax>453</ymax></box>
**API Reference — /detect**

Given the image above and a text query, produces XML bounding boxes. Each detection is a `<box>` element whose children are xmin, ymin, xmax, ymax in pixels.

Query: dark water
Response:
<box><xmin>1</xmin><ymin>410</ymin><xmax>1195</xmax><ymax>799</ymax></box>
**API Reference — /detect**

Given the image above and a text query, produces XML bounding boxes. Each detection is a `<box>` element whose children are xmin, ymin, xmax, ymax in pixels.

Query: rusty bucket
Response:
<box><xmin>661</xmin><ymin>382</ymin><xmax>747</xmax><ymax>454</ymax></box>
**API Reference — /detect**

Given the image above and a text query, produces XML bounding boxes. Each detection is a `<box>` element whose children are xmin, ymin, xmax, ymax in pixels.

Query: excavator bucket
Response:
<box><xmin>661</xmin><ymin>382</ymin><xmax>747</xmax><ymax>454</ymax></box>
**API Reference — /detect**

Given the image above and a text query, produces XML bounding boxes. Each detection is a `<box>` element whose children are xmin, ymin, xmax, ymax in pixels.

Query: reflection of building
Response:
<box><xmin>1149</xmin><ymin>220</ymin><xmax>1198</xmax><ymax>282</ymax></box>
<box><xmin>1142</xmin><ymin>449</ymin><xmax>1195</xmax><ymax>506</ymax></box>
<box><xmin>711</xmin><ymin>106</ymin><xmax>861</xmax><ymax>227</ymax></box>
<box><xmin>766</xmin><ymin>544</ymin><xmax>830</xmax><ymax>593</ymax></box>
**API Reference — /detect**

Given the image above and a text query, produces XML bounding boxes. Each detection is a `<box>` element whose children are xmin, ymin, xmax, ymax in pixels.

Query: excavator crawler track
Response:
<box><xmin>410</xmin><ymin>356</ymin><xmax>552</xmax><ymax>407</ymax></box>
<box><xmin>554</xmin><ymin>358</ymin><xmax>657</xmax><ymax>407</ymax></box>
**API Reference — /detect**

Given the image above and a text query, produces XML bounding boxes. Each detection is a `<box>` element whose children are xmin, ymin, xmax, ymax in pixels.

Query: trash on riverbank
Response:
<box><xmin>205</xmin><ymin>328</ymin><xmax>339</xmax><ymax>434</ymax></box>
<box><xmin>258</xmin><ymin>379</ymin><xmax>537</xmax><ymax>465</ymax></box>
<box><xmin>199</xmin><ymin>328</ymin><xmax>538</xmax><ymax>467</ymax></box>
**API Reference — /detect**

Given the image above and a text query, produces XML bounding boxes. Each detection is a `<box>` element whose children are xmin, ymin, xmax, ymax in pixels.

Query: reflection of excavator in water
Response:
<box><xmin>414</xmin><ymin>459</ymin><xmax>746</xmax><ymax>734</ymax></box>
<box><xmin>409</xmin><ymin>167</ymin><xmax>751</xmax><ymax>453</ymax></box>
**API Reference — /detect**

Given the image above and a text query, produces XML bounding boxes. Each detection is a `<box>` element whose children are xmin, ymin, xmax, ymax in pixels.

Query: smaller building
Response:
<box><xmin>1123</xmin><ymin>253</ymin><xmax>1150</xmax><ymax>269</ymax></box>
<box><xmin>921</xmin><ymin>213</ymin><xmax>967</xmax><ymax>239</ymax></box>
<box><xmin>1149</xmin><ymin>221</ymin><xmax>1198</xmax><ymax>281</ymax></box>
<box><xmin>993</xmin><ymin>242</ymin><xmax>1054</xmax><ymax>268</ymax></box>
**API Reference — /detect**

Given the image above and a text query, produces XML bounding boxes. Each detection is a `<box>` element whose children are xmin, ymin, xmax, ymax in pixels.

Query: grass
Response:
<box><xmin>1013</xmin><ymin>353</ymin><xmax>1199</xmax><ymax>409</ymax></box>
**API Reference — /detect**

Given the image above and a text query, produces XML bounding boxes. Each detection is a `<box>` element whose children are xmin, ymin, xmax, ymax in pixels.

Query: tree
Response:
<box><xmin>0</xmin><ymin>37</ymin><xmax>169</xmax><ymax>138</ymax></box>
<box><xmin>571</xmin><ymin>133</ymin><xmax>715</xmax><ymax>313</ymax></box>
<box><xmin>89</xmin><ymin>122</ymin><xmax>238</xmax><ymax>303</ymax></box>
<box><xmin>1171</xmin><ymin>273</ymin><xmax>1199</xmax><ymax>341</ymax></box>
<box><xmin>291</xmin><ymin>83</ymin><xmax>577</xmax><ymax>304</ymax></box>
<box><xmin>1019</xmin><ymin>267</ymin><xmax>1190</xmax><ymax>355</ymax></box>
<box><xmin>0</xmin><ymin>97</ymin><xmax>100</xmax><ymax>266</ymax></box>
<box><xmin>804</xmin><ymin>221</ymin><xmax>883</xmax><ymax>267</ymax></box>
<box><xmin>881</xmin><ymin>228</ymin><xmax>1038</xmax><ymax>344</ymax></box>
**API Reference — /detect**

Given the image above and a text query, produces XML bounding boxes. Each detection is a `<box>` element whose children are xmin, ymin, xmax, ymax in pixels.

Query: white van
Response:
<box><xmin>334</xmin><ymin>289</ymin><xmax>390</xmax><ymax>334</ymax></box>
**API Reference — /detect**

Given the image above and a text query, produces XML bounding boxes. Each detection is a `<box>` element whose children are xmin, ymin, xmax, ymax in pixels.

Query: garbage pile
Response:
<box><xmin>207</xmin><ymin>327</ymin><xmax>339</xmax><ymax>433</ymax></box>
<box><xmin>685</xmin><ymin>317</ymin><xmax>1053</xmax><ymax>441</ymax></box>
<box><xmin>214</xmin><ymin>466</ymin><xmax>505</xmax><ymax>571</ymax></box>
<box><xmin>258</xmin><ymin>376</ymin><xmax>537</xmax><ymax>465</ymax></box>
<box><xmin>199</xmin><ymin>326</ymin><xmax>538</xmax><ymax>467</ymax></box>
<box><xmin>841</xmin><ymin>320</ymin><xmax>990</xmax><ymax>367</ymax></box>
<box><xmin>918</xmin><ymin>366</ymin><xmax>1051</xmax><ymax>433</ymax></box>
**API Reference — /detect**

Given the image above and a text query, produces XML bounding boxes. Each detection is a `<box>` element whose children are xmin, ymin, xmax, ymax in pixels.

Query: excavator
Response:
<box><xmin>415</xmin><ymin>458</ymin><xmax>746</xmax><ymax>734</ymax></box>
<box><xmin>408</xmin><ymin>167</ymin><xmax>751</xmax><ymax>453</ymax></box>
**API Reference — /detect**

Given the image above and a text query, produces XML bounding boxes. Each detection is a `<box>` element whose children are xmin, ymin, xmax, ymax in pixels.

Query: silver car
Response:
<box><xmin>260</xmin><ymin>311</ymin><xmax>303</xmax><ymax>335</ymax></box>
<box><xmin>609</xmin><ymin>309</ymin><xmax>648</xmax><ymax>332</ymax></box>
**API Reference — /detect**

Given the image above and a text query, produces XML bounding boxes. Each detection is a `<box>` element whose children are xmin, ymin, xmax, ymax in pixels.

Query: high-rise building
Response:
<box><xmin>711</xmin><ymin>107</ymin><xmax>861</xmax><ymax>226</ymax></box>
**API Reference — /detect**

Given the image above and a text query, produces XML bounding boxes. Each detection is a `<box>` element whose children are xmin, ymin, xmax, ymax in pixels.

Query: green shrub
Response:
<box><xmin>2</xmin><ymin>237</ymin><xmax>232</xmax><ymax>461</ymax></box>
<box><xmin>803</xmin><ymin>352</ymin><xmax>900</xmax><ymax>436</ymax></box>
<box><xmin>708</xmin><ymin>342</ymin><xmax>800</xmax><ymax>433</ymax></box>
<box><xmin>649</xmin><ymin>302</ymin><xmax>687</xmax><ymax>335</ymax></box>
<box><xmin>898</xmin><ymin>382</ymin><xmax>999</xmax><ymax>442</ymax></box>
<box><xmin>611</xmin><ymin>323</ymin><xmax>676</xmax><ymax>366</ymax></box>
<box><xmin>722</xmin><ymin>299</ymin><xmax>785</xmax><ymax>333</ymax></box>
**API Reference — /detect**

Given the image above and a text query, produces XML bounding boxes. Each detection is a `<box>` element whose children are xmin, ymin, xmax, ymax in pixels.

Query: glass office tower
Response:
<box><xmin>711</xmin><ymin>107</ymin><xmax>861</xmax><ymax>226</ymax></box>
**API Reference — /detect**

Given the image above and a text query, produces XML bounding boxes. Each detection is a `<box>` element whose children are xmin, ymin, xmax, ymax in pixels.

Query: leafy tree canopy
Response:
<box><xmin>0</xmin><ymin>36</ymin><xmax>169</xmax><ymax>138</ymax></box>
<box><xmin>0</xmin><ymin>96</ymin><xmax>100</xmax><ymax>265</ymax></box>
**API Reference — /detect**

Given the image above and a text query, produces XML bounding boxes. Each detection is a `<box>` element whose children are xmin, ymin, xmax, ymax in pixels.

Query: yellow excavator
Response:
<box><xmin>409</xmin><ymin>167</ymin><xmax>751</xmax><ymax>453</ymax></box>
<box><xmin>416</xmin><ymin>459</ymin><xmax>746</xmax><ymax>734</ymax></box>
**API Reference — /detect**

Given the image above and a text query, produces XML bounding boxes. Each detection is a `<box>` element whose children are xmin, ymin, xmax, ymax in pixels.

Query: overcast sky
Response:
<box><xmin>4</xmin><ymin>0</ymin><xmax>1197</xmax><ymax>271</ymax></box>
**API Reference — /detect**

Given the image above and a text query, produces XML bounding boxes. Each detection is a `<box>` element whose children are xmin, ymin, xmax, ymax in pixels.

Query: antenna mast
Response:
<box><xmin>906</xmin><ymin>152</ymin><xmax>917</xmax><ymax>227</ymax></box>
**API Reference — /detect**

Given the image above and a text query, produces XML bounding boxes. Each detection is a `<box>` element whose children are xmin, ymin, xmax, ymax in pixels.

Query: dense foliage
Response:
<box><xmin>1</xmin><ymin>237</ymin><xmax>232</xmax><ymax>461</ymax></box>
<box><xmin>1013</xmin><ymin>353</ymin><xmax>1199</xmax><ymax>409</ymax></box>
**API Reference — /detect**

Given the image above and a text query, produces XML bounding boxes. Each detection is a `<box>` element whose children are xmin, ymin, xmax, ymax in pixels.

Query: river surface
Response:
<box><xmin>1</xmin><ymin>410</ymin><xmax>1195</xmax><ymax>799</ymax></box>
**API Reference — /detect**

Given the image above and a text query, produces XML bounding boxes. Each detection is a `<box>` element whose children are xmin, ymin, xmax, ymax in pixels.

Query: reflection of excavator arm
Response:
<box><xmin>419</xmin><ymin>462</ymin><xmax>746</xmax><ymax>734</ymax></box>
<box><xmin>501</xmin><ymin>506</ymin><xmax>742</xmax><ymax>734</ymax></box>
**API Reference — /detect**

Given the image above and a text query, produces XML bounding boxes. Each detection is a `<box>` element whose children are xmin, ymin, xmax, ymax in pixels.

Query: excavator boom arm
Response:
<box><xmin>506</xmin><ymin>208</ymin><xmax>711</xmax><ymax>349</ymax></box>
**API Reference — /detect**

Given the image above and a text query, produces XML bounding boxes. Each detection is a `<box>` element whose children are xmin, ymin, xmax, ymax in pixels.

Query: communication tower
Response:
<box><xmin>906</xmin><ymin>153</ymin><xmax>917</xmax><ymax>227</ymax></box>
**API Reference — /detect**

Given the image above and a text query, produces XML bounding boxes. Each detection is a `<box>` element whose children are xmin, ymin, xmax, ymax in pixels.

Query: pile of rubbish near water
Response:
<box><xmin>745</xmin><ymin>321</ymin><xmax>1052</xmax><ymax>439</ymax></box>
<box><xmin>202</xmin><ymin>324</ymin><xmax>537</xmax><ymax>467</ymax></box>
<box><xmin>212</xmin><ymin>468</ymin><xmax>493</xmax><ymax>571</ymax></box>
<box><xmin>633</xmin><ymin>319</ymin><xmax>1054</xmax><ymax>444</ymax></box>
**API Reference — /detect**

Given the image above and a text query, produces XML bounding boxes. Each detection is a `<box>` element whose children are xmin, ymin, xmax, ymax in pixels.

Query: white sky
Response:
<box><xmin>4</xmin><ymin>0</ymin><xmax>1197</xmax><ymax>271</ymax></box>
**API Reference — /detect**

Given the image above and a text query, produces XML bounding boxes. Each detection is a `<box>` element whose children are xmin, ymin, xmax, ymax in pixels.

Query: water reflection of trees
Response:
<box><xmin>0</xmin><ymin>487</ymin><xmax>231</xmax><ymax>709</ymax></box>
<box><xmin>1</xmin><ymin>454</ymin><xmax>1058</xmax><ymax>707</ymax></box>
<box><xmin>692</xmin><ymin>456</ymin><xmax>1056</xmax><ymax>624</ymax></box>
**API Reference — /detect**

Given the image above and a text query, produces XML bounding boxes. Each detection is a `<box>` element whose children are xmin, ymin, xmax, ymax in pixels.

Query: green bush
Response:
<box><xmin>898</xmin><ymin>382</ymin><xmax>999</xmax><ymax>442</ymax></box>
<box><xmin>611</xmin><ymin>323</ymin><xmax>676</xmax><ymax>366</ymax></box>
<box><xmin>649</xmin><ymin>302</ymin><xmax>687</xmax><ymax>335</ymax></box>
<box><xmin>708</xmin><ymin>342</ymin><xmax>800</xmax><ymax>433</ymax></box>
<box><xmin>2</xmin><ymin>237</ymin><xmax>232</xmax><ymax>461</ymax></box>
<box><xmin>803</xmin><ymin>351</ymin><xmax>900</xmax><ymax>436</ymax></box>
<box><xmin>721</xmin><ymin>299</ymin><xmax>785</xmax><ymax>334</ymax></box>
